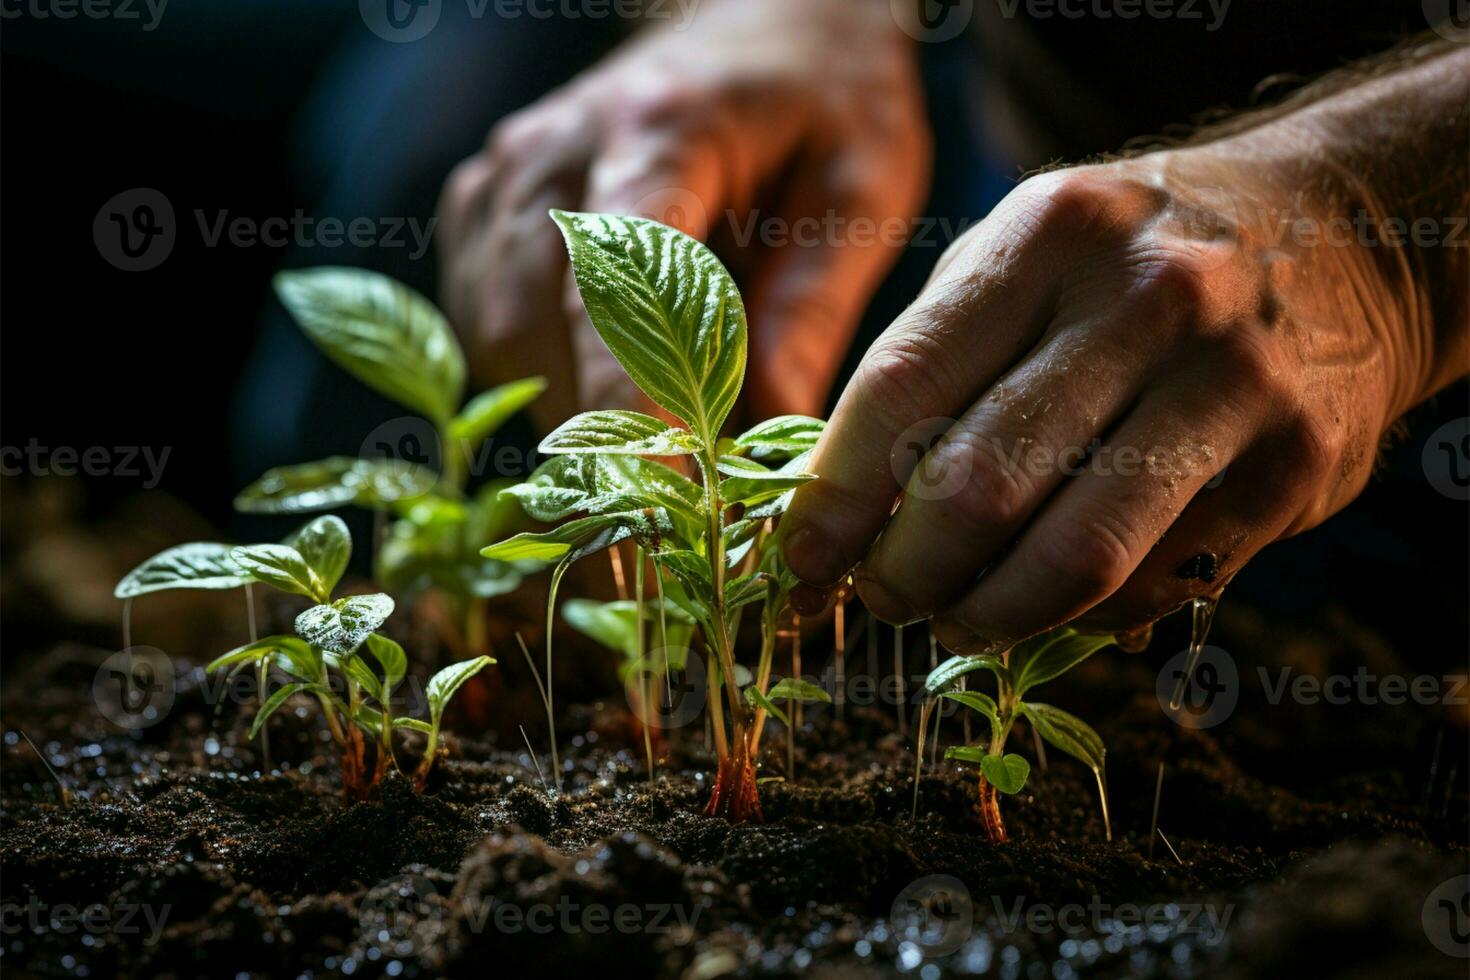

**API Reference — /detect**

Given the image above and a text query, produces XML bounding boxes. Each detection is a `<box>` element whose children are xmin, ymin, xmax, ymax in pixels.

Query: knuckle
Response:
<box><xmin>943</xmin><ymin>438</ymin><xmax>1030</xmax><ymax>531</ymax></box>
<box><xmin>439</xmin><ymin>156</ymin><xmax>491</xmax><ymax>219</ymax></box>
<box><xmin>856</xmin><ymin>337</ymin><xmax>953</xmax><ymax>432</ymax></box>
<box><xmin>1037</xmin><ymin>512</ymin><xmax>1138</xmax><ymax>601</ymax></box>
<box><xmin>1279</xmin><ymin>409</ymin><xmax>1343</xmax><ymax>486</ymax></box>
<box><xmin>1127</xmin><ymin>252</ymin><xmax>1212</xmax><ymax>321</ymax></box>
<box><xmin>1212</xmin><ymin>330</ymin><xmax>1287</xmax><ymax>401</ymax></box>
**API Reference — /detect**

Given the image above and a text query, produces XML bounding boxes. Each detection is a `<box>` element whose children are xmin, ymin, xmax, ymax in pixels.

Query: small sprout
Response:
<box><xmin>925</xmin><ymin>629</ymin><xmax>1114</xmax><ymax>842</ymax></box>
<box><xmin>415</xmin><ymin>655</ymin><xmax>495</xmax><ymax>789</ymax></box>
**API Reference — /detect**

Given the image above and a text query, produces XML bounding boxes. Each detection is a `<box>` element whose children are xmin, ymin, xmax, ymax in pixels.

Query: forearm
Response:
<box><xmin>1161</xmin><ymin>36</ymin><xmax>1468</xmax><ymax>424</ymax></box>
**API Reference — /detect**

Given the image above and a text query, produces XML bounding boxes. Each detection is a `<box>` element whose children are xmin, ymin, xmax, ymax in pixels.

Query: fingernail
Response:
<box><xmin>789</xmin><ymin>583</ymin><xmax>831</xmax><ymax>617</ymax></box>
<box><xmin>782</xmin><ymin>524</ymin><xmax>847</xmax><ymax>587</ymax></box>
<box><xmin>855</xmin><ymin>575</ymin><xmax>921</xmax><ymax>627</ymax></box>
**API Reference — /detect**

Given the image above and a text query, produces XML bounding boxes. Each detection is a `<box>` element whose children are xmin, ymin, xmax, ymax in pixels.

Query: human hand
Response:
<box><xmin>437</xmin><ymin>0</ymin><xmax>930</xmax><ymax>428</ymax></box>
<box><xmin>781</xmin><ymin>141</ymin><xmax>1447</xmax><ymax>652</ymax></box>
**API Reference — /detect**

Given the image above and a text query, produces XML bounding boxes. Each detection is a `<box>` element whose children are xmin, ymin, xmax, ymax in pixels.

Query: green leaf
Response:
<box><xmin>286</xmin><ymin>515</ymin><xmax>352</xmax><ymax>596</ymax></box>
<box><xmin>562</xmin><ymin>598</ymin><xmax>641</xmax><ymax>659</ymax></box>
<box><xmin>426</xmin><ymin>655</ymin><xmax>495</xmax><ymax>716</ymax></box>
<box><xmin>394</xmin><ymin>716</ymin><xmax>434</xmax><ymax>734</ymax></box>
<box><xmin>249</xmin><ymin>682</ymin><xmax>315</xmax><ymax>740</ymax></box>
<box><xmin>925</xmin><ymin>654</ymin><xmax>1009</xmax><ymax>696</ymax></box>
<box><xmin>365</xmin><ymin>633</ymin><xmax>407</xmax><ymax>696</ymax></box>
<box><xmin>1011</xmin><ymin>630</ymin><xmax>1113</xmax><ymax>697</ymax></box>
<box><xmin>338</xmin><ymin>653</ymin><xmax>384</xmax><ymax>702</ymax></box>
<box><xmin>744</xmin><ymin>685</ymin><xmax>788</xmax><ymax>727</ymax></box>
<box><xmin>980</xmin><ymin>753</ymin><xmax>1031</xmax><ymax>795</ymax></box>
<box><xmin>274</xmin><ymin>268</ymin><xmax>464</xmax><ymax>424</ymax></box>
<box><xmin>733</xmin><ymin>416</ymin><xmax>825</xmax><ymax>454</ymax></box>
<box><xmin>724</xmin><ymin>573</ymin><xmax>771</xmax><ymax>614</ymax></box>
<box><xmin>482</xmin><ymin>509</ymin><xmax>672</xmax><ymax>564</ymax></box>
<box><xmin>552</xmin><ymin>210</ymin><xmax>746</xmax><ymax>441</ymax></box>
<box><xmin>938</xmin><ymin>690</ymin><xmax>1000</xmax><ymax>734</ymax></box>
<box><xmin>235</xmin><ymin>456</ymin><xmax>436</xmax><ymax>514</ymax></box>
<box><xmin>652</xmin><ymin>550</ymin><xmax>715</xmax><ymax>611</ymax></box>
<box><xmin>767</xmin><ymin>678</ymin><xmax>832</xmax><ymax>704</ymax></box>
<box><xmin>115</xmin><ymin>542</ymin><xmax>250</xmax><ymax>598</ymax></box>
<box><xmin>294</xmin><ymin>594</ymin><xmax>396</xmax><ymax>654</ymax></box>
<box><xmin>448</xmin><ymin>377</ymin><xmax>547</xmax><ymax>448</ymax></box>
<box><xmin>592</xmin><ymin>455</ymin><xmax>704</xmax><ymax>545</ymax></box>
<box><xmin>944</xmin><ymin>745</ymin><xmax>988</xmax><ymax>764</ymax></box>
<box><xmin>231</xmin><ymin>544</ymin><xmax>325</xmax><ymax>602</ymax></box>
<box><xmin>208</xmin><ymin>635</ymin><xmax>324</xmax><ymax>686</ymax></box>
<box><xmin>718</xmin><ymin>453</ymin><xmax>816</xmax><ymax>511</ymax></box>
<box><xmin>540</xmin><ymin>410</ymin><xmax>699</xmax><ymax>456</ymax></box>
<box><xmin>1019</xmin><ymin>702</ymin><xmax>1107</xmax><ymax>773</ymax></box>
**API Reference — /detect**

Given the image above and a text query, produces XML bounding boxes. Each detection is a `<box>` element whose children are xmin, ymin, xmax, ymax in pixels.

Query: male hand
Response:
<box><xmin>437</xmin><ymin>0</ymin><xmax>930</xmax><ymax>428</ymax></box>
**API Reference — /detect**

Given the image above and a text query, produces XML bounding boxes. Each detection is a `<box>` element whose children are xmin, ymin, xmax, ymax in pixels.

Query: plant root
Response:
<box><xmin>703</xmin><ymin>740</ymin><xmax>763</xmax><ymax>823</ymax></box>
<box><xmin>978</xmin><ymin>774</ymin><xmax>1007</xmax><ymax>843</ymax></box>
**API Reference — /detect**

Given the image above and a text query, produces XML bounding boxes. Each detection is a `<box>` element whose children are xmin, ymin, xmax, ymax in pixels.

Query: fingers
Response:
<box><xmin>780</xmin><ymin>204</ymin><xmax>1079</xmax><ymax>590</ymax></box>
<box><xmin>743</xmin><ymin>148</ymin><xmax>926</xmax><ymax>419</ymax></box>
<box><xmin>853</xmin><ymin>315</ymin><xmax>1156</xmax><ymax>625</ymax></box>
<box><xmin>928</xmin><ymin>378</ymin><xmax>1260</xmax><ymax>654</ymax></box>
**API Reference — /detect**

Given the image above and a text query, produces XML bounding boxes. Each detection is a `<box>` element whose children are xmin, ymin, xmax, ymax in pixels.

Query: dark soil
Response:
<box><xmin>2</xmin><ymin>588</ymin><xmax>1467</xmax><ymax>979</ymax></box>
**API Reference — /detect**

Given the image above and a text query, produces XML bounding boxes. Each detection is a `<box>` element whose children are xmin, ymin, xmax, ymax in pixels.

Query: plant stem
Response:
<box><xmin>636</xmin><ymin>546</ymin><xmax>653</xmax><ymax>783</ymax></box>
<box><xmin>440</xmin><ymin>424</ymin><xmax>467</xmax><ymax>494</ymax></box>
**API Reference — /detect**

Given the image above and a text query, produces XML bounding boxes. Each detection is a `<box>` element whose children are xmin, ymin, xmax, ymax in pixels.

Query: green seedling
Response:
<box><xmin>920</xmin><ymin>629</ymin><xmax>1115</xmax><ymax>842</ymax></box>
<box><xmin>234</xmin><ymin>267</ymin><xmax>547</xmax><ymax>663</ymax></box>
<box><xmin>485</xmin><ymin>210</ymin><xmax>827</xmax><ymax>820</ymax></box>
<box><xmin>205</xmin><ymin>514</ymin><xmax>492</xmax><ymax>798</ymax></box>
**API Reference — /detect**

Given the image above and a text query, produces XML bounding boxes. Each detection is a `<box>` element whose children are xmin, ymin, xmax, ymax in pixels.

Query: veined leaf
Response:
<box><xmin>501</xmin><ymin>455</ymin><xmax>604</xmax><ymax>522</ymax></box>
<box><xmin>552</xmin><ymin>210</ymin><xmax>746</xmax><ymax>441</ymax></box>
<box><xmin>980</xmin><ymin>753</ymin><xmax>1031</xmax><ymax>795</ymax></box>
<box><xmin>1019</xmin><ymin>702</ymin><xmax>1106</xmax><ymax>773</ymax></box>
<box><xmin>208</xmin><ymin>635</ymin><xmax>324</xmax><ymax>686</ymax></box>
<box><xmin>593</xmin><ymin>455</ymin><xmax>704</xmax><ymax>544</ymax></box>
<box><xmin>938</xmin><ymin>690</ymin><xmax>1000</xmax><ymax>734</ymax></box>
<box><xmin>744</xmin><ymin>685</ymin><xmax>787</xmax><ymax>727</ymax></box>
<box><xmin>724</xmin><ymin>573</ymin><xmax>771</xmax><ymax>614</ymax></box>
<box><xmin>274</xmin><ymin>268</ymin><xmax>464</xmax><ymax>424</ymax></box>
<box><xmin>426</xmin><ymin>656</ymin><xmax>495</xmax><ymax>717</ymax></box>
<box><xmin>394</xmin><ymin>716</ymin><xmax>434</xmax><ymax>734</ymax></box>
<box><xmin>925</xmin><ymin>654</ymin><xmax>1009</xmax><ymax>696</ymax></box>
<box><xmin>294</xmin><ymin>594</ymin><xmax>395</xmax><ymax>654</ymax></box>
<box><xmin>448</xmin><ymin>376</ymin><xmax>547</xmax><ymax>448</ymax></box>
<box><xmin>733</xmin><ymin>416</ymin><xmax>825</xmax><ymax>454</ymax></box>
<box><xmin>235</xmin><ymin>456</ymin><xmax>436</xmax><ymax>514</ymax></box>
<box><xmin>231</xmin><ymin>544</ymin><xmax>325</xmax><ymax>602</ymax></box>
<box><xmin>286</xmin><ymin>515</ymin><xmax>351</xmax><ymax>596</ymax></box>
<box><xmin>339</xmin><ymin>652</ymin><xmax>384</xmax><ymax>702</ymax></box>
<box><xmin>365</xmin><ymin>633</ymin><xmax>407</xmax><ymax>695</ymax></box>
<box><xmin>116</xmin><ymin>542</ymin><xmax>250</xmax><ymax>598</ymax></box>
<box><xmin>1011</xmin><ymin>630</ymin><xmax>1113</xmax><ymax>697</ymax></box>
<box><xmin>767</xmin><ymin>678</ymin><xmax>832</xmax><ymax>704</ymax></box>
<box><xmin>481</xmin><ymin>509</ymin><xmax>672</xmax><ymax>564</ymax></box>
<box><xmin>539</xmin><ymin>410</ymin><xmax>699</xmax><ymax>456</ymax></box>
<box><xmin>652</xmin><ymin>550</ymin><xmax>715</xmax><ymax>612</ymax></box>
<box><xmin>718</xmin><ymin>452</ymin><xmax>816</xmax><ymax>511</ymax></box>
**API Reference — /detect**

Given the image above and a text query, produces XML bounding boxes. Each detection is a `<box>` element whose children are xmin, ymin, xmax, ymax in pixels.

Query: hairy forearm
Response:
<box><xmin>1168</xmin><ymin>36</ymin><xmax>1469</xmax><ymax>421</ymax></box>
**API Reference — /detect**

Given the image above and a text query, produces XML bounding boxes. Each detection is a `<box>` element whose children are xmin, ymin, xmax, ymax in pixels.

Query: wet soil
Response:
<box><xmin>2</xmin><ymin>595</ymin><xmax>1467</xmax><ymax>979</ymax></box>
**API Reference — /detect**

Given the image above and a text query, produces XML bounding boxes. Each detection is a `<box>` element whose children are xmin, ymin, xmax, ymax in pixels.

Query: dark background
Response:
<box><xmin>1</xmin><ymin>3</ymin><xmax>1465</xmax><ymax>674</ymax></box>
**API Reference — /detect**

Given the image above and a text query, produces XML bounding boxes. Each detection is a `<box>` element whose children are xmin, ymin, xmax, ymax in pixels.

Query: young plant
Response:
<box><xmin>200</xmin><ymin>515</ymin><xmax>492</xmax><ymax>798</ymax></box>
<box><xmin>484</xmin><ymin>211</ymin><xmax>826</xmax><ymax>821</ymax></box>
<box><xmin>921</xmin><ymin>629</ymin><xmax>1115</xmax><ymax>842</ymax></box>
<box><xmin>233</xmin><ymin>267</ymin><xmax>547</xmax><ymax>662</ymax></box>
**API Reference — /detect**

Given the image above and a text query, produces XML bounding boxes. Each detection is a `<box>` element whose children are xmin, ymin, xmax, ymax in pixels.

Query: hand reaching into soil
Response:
<box><xmin>783</xmin><ymin>37</ymin><xmax>1469</xmax><ymax>653</ymax></box>
<box><xmin>437</xmin><ymin>0</ymin><xmax>930</xmax><ymax>428</ymax></box>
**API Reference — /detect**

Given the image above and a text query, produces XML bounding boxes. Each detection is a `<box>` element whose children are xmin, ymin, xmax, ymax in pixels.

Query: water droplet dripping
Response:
<box><xmin>1168</xmin><ymin>595</ymin><xmax>1218</xmax><ymax>711</ymax></box>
